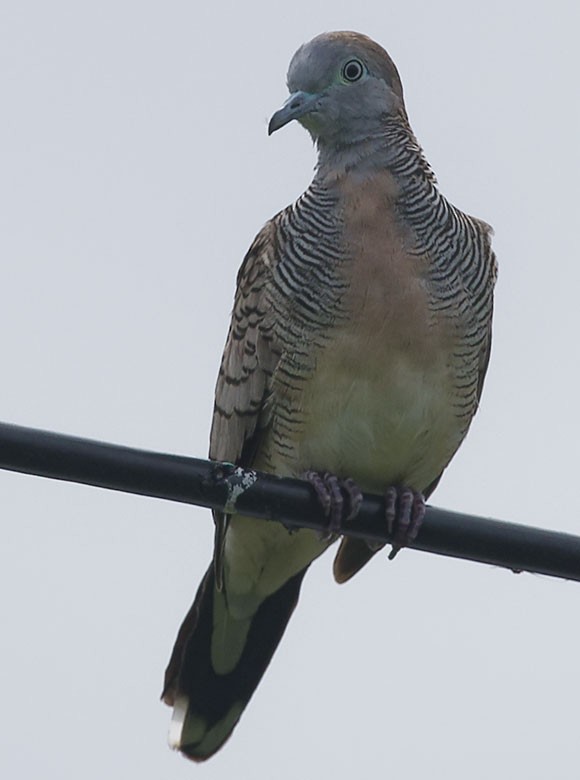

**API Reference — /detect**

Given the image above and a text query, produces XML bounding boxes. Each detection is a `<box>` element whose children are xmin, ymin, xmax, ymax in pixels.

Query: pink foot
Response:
<box><xmin>385</xmin><ymin>487</ymin><xmax>425</xmax><ymax>560</ymax></box>
<box><xmin>305</xmin><ymin>471</ymin><xmax>363</xmax><ymax>539</ymax></box>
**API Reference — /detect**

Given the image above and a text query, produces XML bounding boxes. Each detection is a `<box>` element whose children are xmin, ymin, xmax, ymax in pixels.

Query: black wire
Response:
<box><xmin>1</xmin><ymin>420</ymin><xmax>579</xmax><ymax>581</ymax></box>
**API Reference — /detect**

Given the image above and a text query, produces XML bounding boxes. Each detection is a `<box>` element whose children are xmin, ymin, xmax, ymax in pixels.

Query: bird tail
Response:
<box><xmin>161</xmin><ymin>563</ymin><xmax>307</xmax><ymax>761</ymax></box>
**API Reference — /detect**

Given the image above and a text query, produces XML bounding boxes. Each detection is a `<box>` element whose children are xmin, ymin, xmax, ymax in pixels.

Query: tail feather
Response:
<box><xmin>162</xmin><ymin>564</ymin><xmax>307</xmax><ymax>761</ymax></box>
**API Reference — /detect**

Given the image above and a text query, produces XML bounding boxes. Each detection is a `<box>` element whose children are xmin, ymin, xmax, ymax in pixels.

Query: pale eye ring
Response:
<box><xmin>342</xmin><ymin>59</ymin><xmax>364</xmax><ymax>82</ymax></box>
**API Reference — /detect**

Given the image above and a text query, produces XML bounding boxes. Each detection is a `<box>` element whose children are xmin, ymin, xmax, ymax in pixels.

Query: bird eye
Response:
<box><xmin>342</xmin><ymin>59</ymin><xmax>364</xmax><ymax>83</ymax></box>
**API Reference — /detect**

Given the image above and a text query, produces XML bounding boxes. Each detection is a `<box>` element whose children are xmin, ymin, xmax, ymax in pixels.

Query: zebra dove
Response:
<box><xmin>162</xmin><ymin>31</ymin><xmax>497</xmax><ymax>761</ymax></box>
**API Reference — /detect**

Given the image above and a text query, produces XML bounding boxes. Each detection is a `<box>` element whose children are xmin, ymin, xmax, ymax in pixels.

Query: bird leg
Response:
<box><xmin>305</xmin><ymin>471</ymin><xmax>363</xmax><ymax>540</ymax></box>
<box><xmin>385</xmin><ymin>486</ymin><xmax>425</xmax><ymax>560</ymax></box>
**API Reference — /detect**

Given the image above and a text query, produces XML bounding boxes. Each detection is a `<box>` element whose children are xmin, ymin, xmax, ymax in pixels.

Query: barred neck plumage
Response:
<box><xmin>381</xmin><ymin>118</ymin><xmax>495</xmax><ymax>302</ymax></box>
<box><xmin>270</xmin><ymin>179</ymin><xmax>348</xmax><ymax>341</ymax></box>
<box><xmin>264</xmin><ymin>181</ymin><xmax>349</xmax><ymax>461</ymax></box>
<box><xmin>314</xmin><ymin>113</ymin><xmax>436</xmax><ymax>186</ymax></box>
<box><xmin>314</xmin><ymin>115</ymin><xmax>493</xmax><ymax>298</ymax></box>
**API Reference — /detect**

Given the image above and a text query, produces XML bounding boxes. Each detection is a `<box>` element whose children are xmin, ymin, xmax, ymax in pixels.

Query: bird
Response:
<box><xmin>161</xmin><ymin>30</ymin><xmax>497</xmax><ymax>761</ymax></box>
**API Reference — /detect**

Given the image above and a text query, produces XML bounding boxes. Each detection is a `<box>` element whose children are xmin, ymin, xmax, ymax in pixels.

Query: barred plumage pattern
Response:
<box><xmin>251</xmin><ymin>118</ymin><xmax>496</xmax><ymax>469</ymax></box>
<box><xmin>164</xmin><ymin>30</ymin><xmax>497</xmax><ymax>763</ymax></box>
<box><xmin>271</xmin><ymin>185</ymin><xmax>347</xmax><ymax>340</ymax></box>
<box><xmin>384</xmin><ymin>116</ymin><xmax>496</xmax><ymax>425</ymax></box>
<box><xmin>263</xmin><ymin>185</ymin><xmax>349</xmax><ymax>467</ymax></box>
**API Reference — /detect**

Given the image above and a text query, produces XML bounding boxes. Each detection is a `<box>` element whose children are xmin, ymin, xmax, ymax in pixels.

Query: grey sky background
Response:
<box><xmin>1</xmin><ymin>1</ymin><xmax>579</xmax><ymax>778</ymax></box>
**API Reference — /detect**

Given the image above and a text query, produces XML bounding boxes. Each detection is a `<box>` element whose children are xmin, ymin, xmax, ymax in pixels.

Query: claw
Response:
<box><xmin>342</xmin><ymin>478</ymin><xmax>363</xmax><ymax>522</ymax></box>
<box><xmin>387</xmin><ymin>487</ymin><xmax>425</xmax><ymax>560</ymax></box>
<box><xmin>305</xmin><ymin>471</ymin><xmax>362</xmax><ymax>540</ymax></box>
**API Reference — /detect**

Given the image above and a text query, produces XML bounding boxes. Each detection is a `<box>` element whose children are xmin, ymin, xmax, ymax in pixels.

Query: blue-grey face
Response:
<box><xmin>268</xmin><ymin>32</ymin><xmax>406</xmax><ymax>145</ymax></box>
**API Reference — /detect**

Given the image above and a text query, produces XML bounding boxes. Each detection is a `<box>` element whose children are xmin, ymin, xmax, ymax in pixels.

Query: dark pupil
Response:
<box><xmin>345</xmin><ymin>61</ymin><xmax>361</xmax><ymax>80</ymax></box>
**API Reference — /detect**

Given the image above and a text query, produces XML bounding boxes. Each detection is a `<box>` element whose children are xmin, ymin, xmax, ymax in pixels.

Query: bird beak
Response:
<box><xmin>268</xmin><ymin>91</ymin><xmax>319</xmax><ymax>135</ymax></box>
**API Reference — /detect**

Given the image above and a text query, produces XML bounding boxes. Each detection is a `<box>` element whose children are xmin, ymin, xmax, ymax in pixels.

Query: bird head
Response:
<box><xmin>268</xmin><ymin>32</ymin><xmax>407</xmax><ymax>148</ymax></box>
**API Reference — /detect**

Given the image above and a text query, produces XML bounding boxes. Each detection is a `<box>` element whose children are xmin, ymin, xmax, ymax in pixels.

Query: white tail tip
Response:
<box><xmin>167</xmin><ymin>694</ymin><xmax>189</xmax><ymax>750</ymax></box>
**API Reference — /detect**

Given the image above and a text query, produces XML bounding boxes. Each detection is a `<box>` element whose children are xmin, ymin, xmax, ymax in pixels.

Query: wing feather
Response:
<box><xmin>208</xmin><ymin>221</ymin><xmax>281</xmax><ymax>585</ymax></box>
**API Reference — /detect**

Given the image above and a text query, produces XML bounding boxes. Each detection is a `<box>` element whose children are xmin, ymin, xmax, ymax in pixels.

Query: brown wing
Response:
<box><xmin>209</xmin><ymin>221</ymin><xmax>280</xmax><ymax>586</ymax></box>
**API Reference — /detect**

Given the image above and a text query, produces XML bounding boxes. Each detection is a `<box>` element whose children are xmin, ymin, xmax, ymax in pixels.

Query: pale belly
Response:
<box><xmin>221</xmin><ymin>169</ymin><xmax>482</xmax><ymax>606</ymax></box>
<box><xmin>224</xmin><ymin>341</ymin><xmax>467</xmax><ymax>613</ymax></box>
<box><xmin>294</xmin><ymin>348</ymin><xmax>463</xmax><ymax>493</ymax></box>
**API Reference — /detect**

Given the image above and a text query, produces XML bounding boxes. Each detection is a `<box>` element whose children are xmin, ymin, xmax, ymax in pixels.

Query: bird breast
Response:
<box><xmin>292</xmin><ymin>171</ymin><xmax>465</xmax><ymax>492</ymax></box>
